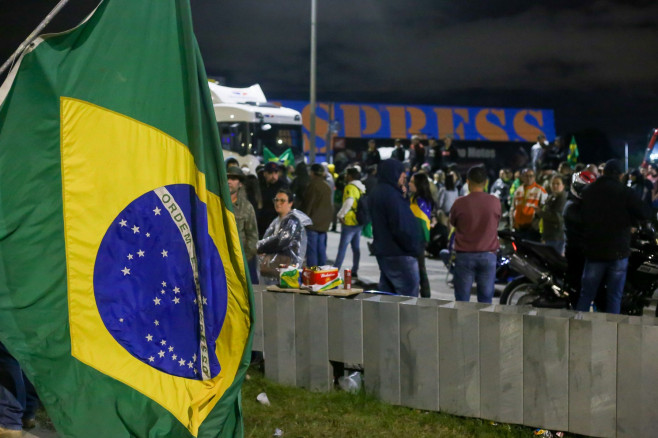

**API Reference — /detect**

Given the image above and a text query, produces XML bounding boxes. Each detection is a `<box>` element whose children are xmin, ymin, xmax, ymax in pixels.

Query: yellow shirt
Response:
<box><xmin>342</xmin><ymin>183</ymin><xmax>362</xmax><ymax>226</ymax></box>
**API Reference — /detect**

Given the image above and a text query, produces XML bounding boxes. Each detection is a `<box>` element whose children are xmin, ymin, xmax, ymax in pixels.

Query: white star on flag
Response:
<box><xmin>154</xmin><ymin>320</ymin><xmax>159</xmax><ymax>326</ymax></box>
<box><xmin>137</xmin><ymin>249</ymin><xmax>145</xmax><ymax>257</ymax></box>
<box><xmin>131</xmin><ymin>225</ymin><xmax>140</xmax><ymax>234</ymax></box>
<box><xmin>173</xmin><ymin>297</ymin><xmax>180</xmax><ymax>304</ymax></box>
<box><xmin>148</xmin><ymin>356</ymin><xmax>155</xmax><ymax>363</ymax></box>
<box><xmin>146</xmin><ymin>334</ymin><xmax>153</xmax><ymax>342</ymax></box>
<box><xmin>192</xmin><ymin>354</ymin><xmax>197</xmax><ymax>361</ymax></box>
<box><xmin>121</xmin><ymin>267</ymin><xmax>130</xmax><ymax>276</ymax></box>
<box><xmin>153</xmin><ymin>297</ymin><xmax>161</xmax><ymax>305</ymax></box>
<box><xmin>160</xmin><ymin>339</ymin><xmax>167</xmax><ymax>346</ymax></box>
<box><xmin>127</xmin><ymin>253</ymin><xmax>133</xmax><ymax>260</ymax></box>
<box><xmin>119</xmin><ymin>219</ymin><xmax>127</xmax><ymax>227</ymax></box>
<box><xmin>153</xmin><ymin>207</ymin><xmax>161</xmax><ymax>215</ymax></box>
<box><xmin>173</xmin><ymin>286</ymin><xmax>180</xmax><ymax>294</ymax></box>
<box><xmin>172</xmin><ymin>354</ymin><xmax>177</xmax><ymax>360</ymax></box>
<box><xmin>161</xmin><ymin>281</ymin><xmax>167</xmax><ymax>287</ymax></box>
<box><xmin>168</xmin><ymin>346</ymin><xmax>174</xmax><ymax>352</ymax></box>
<box><xmin>187</xmin><ymin>361</ymin><xmax>193</xmax><ymax>368</ymax></box>
<box><xmin>203</xmin><ymin>297</ymin><xmax>208</xmax><ymax>305</ymax></box>
<box><xmin>161</xmin><ymin>249</ymin><xmax>168</xmax><ymax>257</ymax></box>
<box><xmin>158</xmin><ymin>351</ymin><xmax>165</xmax><ymax>358</ymax></box>
<box><xmin>160</xmin><ymin>289</ymin><xmax>166</xmax><ymax>295</ymax></box>
<box><xmin>146</xmin><ymin>233</ymin><xmax>151</xmax><ymax>237</ymax></box>
<box><xmin>178</xmin><ymin>358</ymin><xmax>186</xmax><ymax>366</ymax></box>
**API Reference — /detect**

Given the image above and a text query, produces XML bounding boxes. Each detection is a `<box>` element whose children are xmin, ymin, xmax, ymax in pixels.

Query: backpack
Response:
<box><xmin>354</xmin><ymin>192</ymin><xmax>371</xmax><ymax>225</ymax></box>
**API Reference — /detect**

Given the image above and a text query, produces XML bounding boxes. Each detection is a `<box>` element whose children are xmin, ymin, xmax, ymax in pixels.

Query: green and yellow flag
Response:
<box><xmin>0</xmin><ymin>1</ymin><xmax>252</xmax><ymax>437</ymax></box>
<box><xmin>263</xmin><ymin>146</ymin><xmax>295</xmax><ymax>167</ymax></box>
<box><xmin>567</xmin><ymin>135</ymin><xmax>579</xmax><ymax>168</ymax></box>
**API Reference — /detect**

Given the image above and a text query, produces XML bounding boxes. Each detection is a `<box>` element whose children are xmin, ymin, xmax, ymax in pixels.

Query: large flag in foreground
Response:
<box><xmin>0</xmin><ymin>1</ymin><xmax>252</xmax><ymax>436</ymax></box>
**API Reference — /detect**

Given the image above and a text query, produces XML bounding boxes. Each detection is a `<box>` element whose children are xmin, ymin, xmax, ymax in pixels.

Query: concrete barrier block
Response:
<box><xmin>399</xmin><ymin>298</ymin><xmax>449</xmax><ymax>411</ymax></box>
<box><xmin>479</xmin><ymin>305</ymin><xmax>530</xmax><ymax>425</ymax></box>
<box><xmin>362</xmin><ymin>294</ymin><xmax>413</xmax><ymax>405</ymax></box>
<box><xmin>523</xmin><ymin>308</ymin><xmax>574</xmax><ymax>431</ymax></box>
<box><xmin>328</xmin><ymin>294</ymin><xmax>367</xmax><ymax>365</ymax></box>
<box><xmin>262</xmin><ymin>291</ymin><xmax>296</xmax><ymax>385</ymax></box>
<box><xmin>252</xmin><ymin>286</ymin><xmax>264</xmax><ymax>352</ymax></box>
<box><xmin>617</xmin><ymin>315</ymin><xmax>658</xmax><ymax>438</ymax></box>
<box><xmin>438</xmin><ymin>301</ymin><xmax>489</xmax><ymax>417</ymax></box>
<box><xmin>568</xmin><ymin>312</ymin><xmax>626</xmax><ymax>438</ymax></box>
<box><xmin>294</xmin><ymin>294</ymin><xmax>332</xmax><ymax>391</ymax></box>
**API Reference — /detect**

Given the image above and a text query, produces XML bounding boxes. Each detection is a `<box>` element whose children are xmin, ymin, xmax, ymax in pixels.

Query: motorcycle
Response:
<box><xmin>498</xmin><ymin>226</ymin><xmax>658</xmax><ymax>316</ymax></box>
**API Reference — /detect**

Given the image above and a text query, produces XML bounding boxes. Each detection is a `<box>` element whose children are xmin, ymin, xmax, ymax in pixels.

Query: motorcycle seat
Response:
<box><xmin>521</xmin><ymin>240</ymin><xmax>568</xmax><ymax>271</ymax></box>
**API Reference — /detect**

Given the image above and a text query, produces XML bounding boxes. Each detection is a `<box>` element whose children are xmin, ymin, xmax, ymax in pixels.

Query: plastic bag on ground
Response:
<box><xmin>338</xmin><ymin>371</ymin><xmax>362</xmax><ymax>392</ymax></box>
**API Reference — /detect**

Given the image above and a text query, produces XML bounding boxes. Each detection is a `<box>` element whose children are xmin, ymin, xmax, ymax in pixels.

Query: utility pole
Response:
<box><xmin>309</xmin><ymin>0</ymin><xmax>317</xmax><ymax>163</ymax></box>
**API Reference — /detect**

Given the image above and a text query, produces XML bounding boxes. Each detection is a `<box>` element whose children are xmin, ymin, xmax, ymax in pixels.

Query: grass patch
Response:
<box><xmin>242</xmin><ymin>366</ymin><xmax>540</xmax><ymax>438</ymax></box>
<box><xmin>35</xmin><ymin>366</ymin><xmax>567</xmax><ymax>437</ymax></box>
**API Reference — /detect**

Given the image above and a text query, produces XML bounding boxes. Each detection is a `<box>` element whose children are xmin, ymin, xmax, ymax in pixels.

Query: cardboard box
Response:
<box><xmin>302</xmin><ymin>266</ymin><xmax>339</xmax><ymax>286</ymax></box>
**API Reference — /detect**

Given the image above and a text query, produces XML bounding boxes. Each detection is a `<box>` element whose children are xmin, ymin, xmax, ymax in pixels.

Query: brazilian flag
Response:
<box><xmin>567</xmin><ymin>135</ymin><xmax>579</xmax><ymax>168</ymax></box>
<box><xmin>263</xmin><ymin>146</ymin><xmax>295</xmax><ymax>168</ymax></box>
<box><xmin>0</xmin><ymin>1</ymin><xmax>252</xmax><ymax>437</ymax></box>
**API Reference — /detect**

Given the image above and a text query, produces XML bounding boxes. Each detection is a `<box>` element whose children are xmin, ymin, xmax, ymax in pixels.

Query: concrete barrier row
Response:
<box><xmin>252</xmin><ymin>287</ymin><xmax>658</xmax><ymax>438</ymax></box>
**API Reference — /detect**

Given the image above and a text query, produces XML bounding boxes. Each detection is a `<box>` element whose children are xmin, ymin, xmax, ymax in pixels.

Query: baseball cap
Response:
<box><xmin>264</xmin><ymin>162</ymin><xmax>280</xmax><ymax>173</ymax></box>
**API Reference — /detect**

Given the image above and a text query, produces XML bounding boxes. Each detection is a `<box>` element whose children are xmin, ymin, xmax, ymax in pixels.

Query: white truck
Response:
<box><xmin>207</xmin><ymin>81</ymin><xmax>304</xmax><ymax>173</ymax></box>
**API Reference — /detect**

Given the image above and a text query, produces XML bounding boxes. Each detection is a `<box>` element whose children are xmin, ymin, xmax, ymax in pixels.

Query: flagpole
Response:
<box><xmin>0</xmin><ymin>0</ymin><xmax>72</xmax><ymax>77</ymax></box>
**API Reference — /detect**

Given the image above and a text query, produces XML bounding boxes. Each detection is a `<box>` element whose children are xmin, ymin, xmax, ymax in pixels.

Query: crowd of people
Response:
<box><xmin>228</xmin><ymin>133</ymin><xmax>658</xmax><ymax>314</ymax></box>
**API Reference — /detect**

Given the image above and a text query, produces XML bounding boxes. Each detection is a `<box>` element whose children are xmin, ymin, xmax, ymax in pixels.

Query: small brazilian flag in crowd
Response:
<box><xmin>263</xmin><ymin>146</ymin><xmax>295</xmax><ymax>167</ymax></box>
<box><xmin>0</xmin><ymin>1</ymin><xmax>252</xmax><ymax>437</ymax></box>
<box><xmin>567</xmin><ymin>135</ymin><xmax>579</xmax><ymax>168</ymax></box>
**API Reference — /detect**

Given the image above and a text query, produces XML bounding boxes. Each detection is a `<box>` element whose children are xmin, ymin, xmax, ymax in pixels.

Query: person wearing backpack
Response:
<box><xmin>334</xmin><ymin>167</ymin><xmax>367</xmax><ymax>278</ymax></box>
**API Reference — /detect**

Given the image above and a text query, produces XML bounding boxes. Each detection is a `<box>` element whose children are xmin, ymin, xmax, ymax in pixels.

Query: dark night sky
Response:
<box><xmin>1</xmin><ymin>0</ymin><xmax>657</xmax><ymax>161</ymax></box>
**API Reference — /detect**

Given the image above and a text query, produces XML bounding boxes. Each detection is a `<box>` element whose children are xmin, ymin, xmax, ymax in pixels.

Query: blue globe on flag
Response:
<box><xmin>93</xmin><ymin>184</ymin><xmax>228</xmax><ymax>380</ymax></box>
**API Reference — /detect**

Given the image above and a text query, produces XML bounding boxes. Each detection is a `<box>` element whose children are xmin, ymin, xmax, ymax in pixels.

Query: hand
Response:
<box><xmin>400</xmin><ymin>184</ymin><xmax>407</xmax><ymax>195</ymax></box>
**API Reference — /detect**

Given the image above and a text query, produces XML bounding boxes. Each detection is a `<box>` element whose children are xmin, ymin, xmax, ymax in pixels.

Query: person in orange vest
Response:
<box><xmin>510</xmin><ymin>168</ymin><xmax>547</xmax><ymax>241</ymax></box>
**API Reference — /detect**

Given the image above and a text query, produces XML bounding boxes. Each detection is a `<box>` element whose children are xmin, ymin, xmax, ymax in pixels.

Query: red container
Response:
<box><xmin>302</xmin><ymin>267</ymin><xmax>339</xmax><ymax>286</ymax></box>
<box><xmin>344</xmin><ymin>269</ymin><xmax>352</xmax><ymax>290</ymax></box>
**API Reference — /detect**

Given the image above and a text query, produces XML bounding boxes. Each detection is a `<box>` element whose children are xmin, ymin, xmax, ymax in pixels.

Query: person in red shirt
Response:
<box><xmin>449</xmin><ymin>166</ymin><xmax>501</xmax><ymax>303</ymax></box>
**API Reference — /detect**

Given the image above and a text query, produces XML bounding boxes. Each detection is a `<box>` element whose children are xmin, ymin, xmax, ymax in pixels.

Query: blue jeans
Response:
<box><xmin>306</xmin><ymin>230</ymin><xmax>327</xmax><ymax>267</ymax></box>
<box><xmin>0</xmin><ymin>342</ymin><xmax>38</xmax><ymax>430</ymax></box>
<box><xmin>453</xmin><ymin>252</ymin><xmax>497</xmax><ymax>303</ymax></box>
<box><xmin>247</xmin><ymin>256</ymin><xmax>259</xmax><ymax>285</ymax></box>
<box><xmin>376</xmin><ymin>255</ymin><xmax>420</xmax><ymax>297</ymax></box>
<box><xmin>577</xmin><ymin>258</ymin><xmax>628</xmax><ymax>314</ymax></box>
<box><xmin>334</xmin><ymin>225</ymin><xmax>362</xmax><ymax>275</ymax></box>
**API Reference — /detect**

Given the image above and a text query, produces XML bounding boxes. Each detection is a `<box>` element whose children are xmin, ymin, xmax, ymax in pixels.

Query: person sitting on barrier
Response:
<box><xmin>449</xmin><ymin>165</ymin><xmax>501</xmax><ymax>303</ymax></box>
<box><xmin>257</xmin><ymin>188</ymin><xmax>312</xmax><ymax>284</ymax></box>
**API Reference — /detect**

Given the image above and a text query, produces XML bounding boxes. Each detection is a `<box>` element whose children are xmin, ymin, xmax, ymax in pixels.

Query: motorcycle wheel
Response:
<box><xmin>500</xmin><ymin>277</ymin><xmax>539</xmax><ymax>306</ymax></box>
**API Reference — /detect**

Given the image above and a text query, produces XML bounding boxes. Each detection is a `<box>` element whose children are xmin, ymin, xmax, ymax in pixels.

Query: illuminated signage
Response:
<box><xmin>275</xmin><ymin>100</ymin><xmax>555</xmax><ymax>152</ymax></box>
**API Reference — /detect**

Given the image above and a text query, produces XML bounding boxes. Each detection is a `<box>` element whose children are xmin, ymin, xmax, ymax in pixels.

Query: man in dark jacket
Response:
<box><xmin>369</xmin><ymin>159</ymin><xmax>421</xmax><ymax>296</ymax></box>
<box><xmin>391</xmin><ymin>139</ymin><xmax>406</xmax><ymax>162</ymax></box>
<box><xmin>302</xmin><ymin>164</ymin><xmax>334</xmax><ymax>266</ymax></box>
<box><xmin>577</xmin><ymin>159</ymin><xmax>651</xmax><ymax>313</ymax></box>
<box><xmin>258</xmin><ymin>162</ymin><xmax>289</xmax><ymax>238</ymax></box>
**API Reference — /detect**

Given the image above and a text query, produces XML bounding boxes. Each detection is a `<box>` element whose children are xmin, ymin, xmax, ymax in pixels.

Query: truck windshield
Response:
<box><xmin>218</xmin><ymin>122</ymin><xmax>303</xmax><ymax>159</ymax></box>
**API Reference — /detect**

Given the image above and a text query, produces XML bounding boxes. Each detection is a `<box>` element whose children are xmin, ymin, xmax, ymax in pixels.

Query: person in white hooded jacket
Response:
<box><xmin>334</xmin><ymin>167</ymin><xmax>366</xmax><ymax>277</ymax></box>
